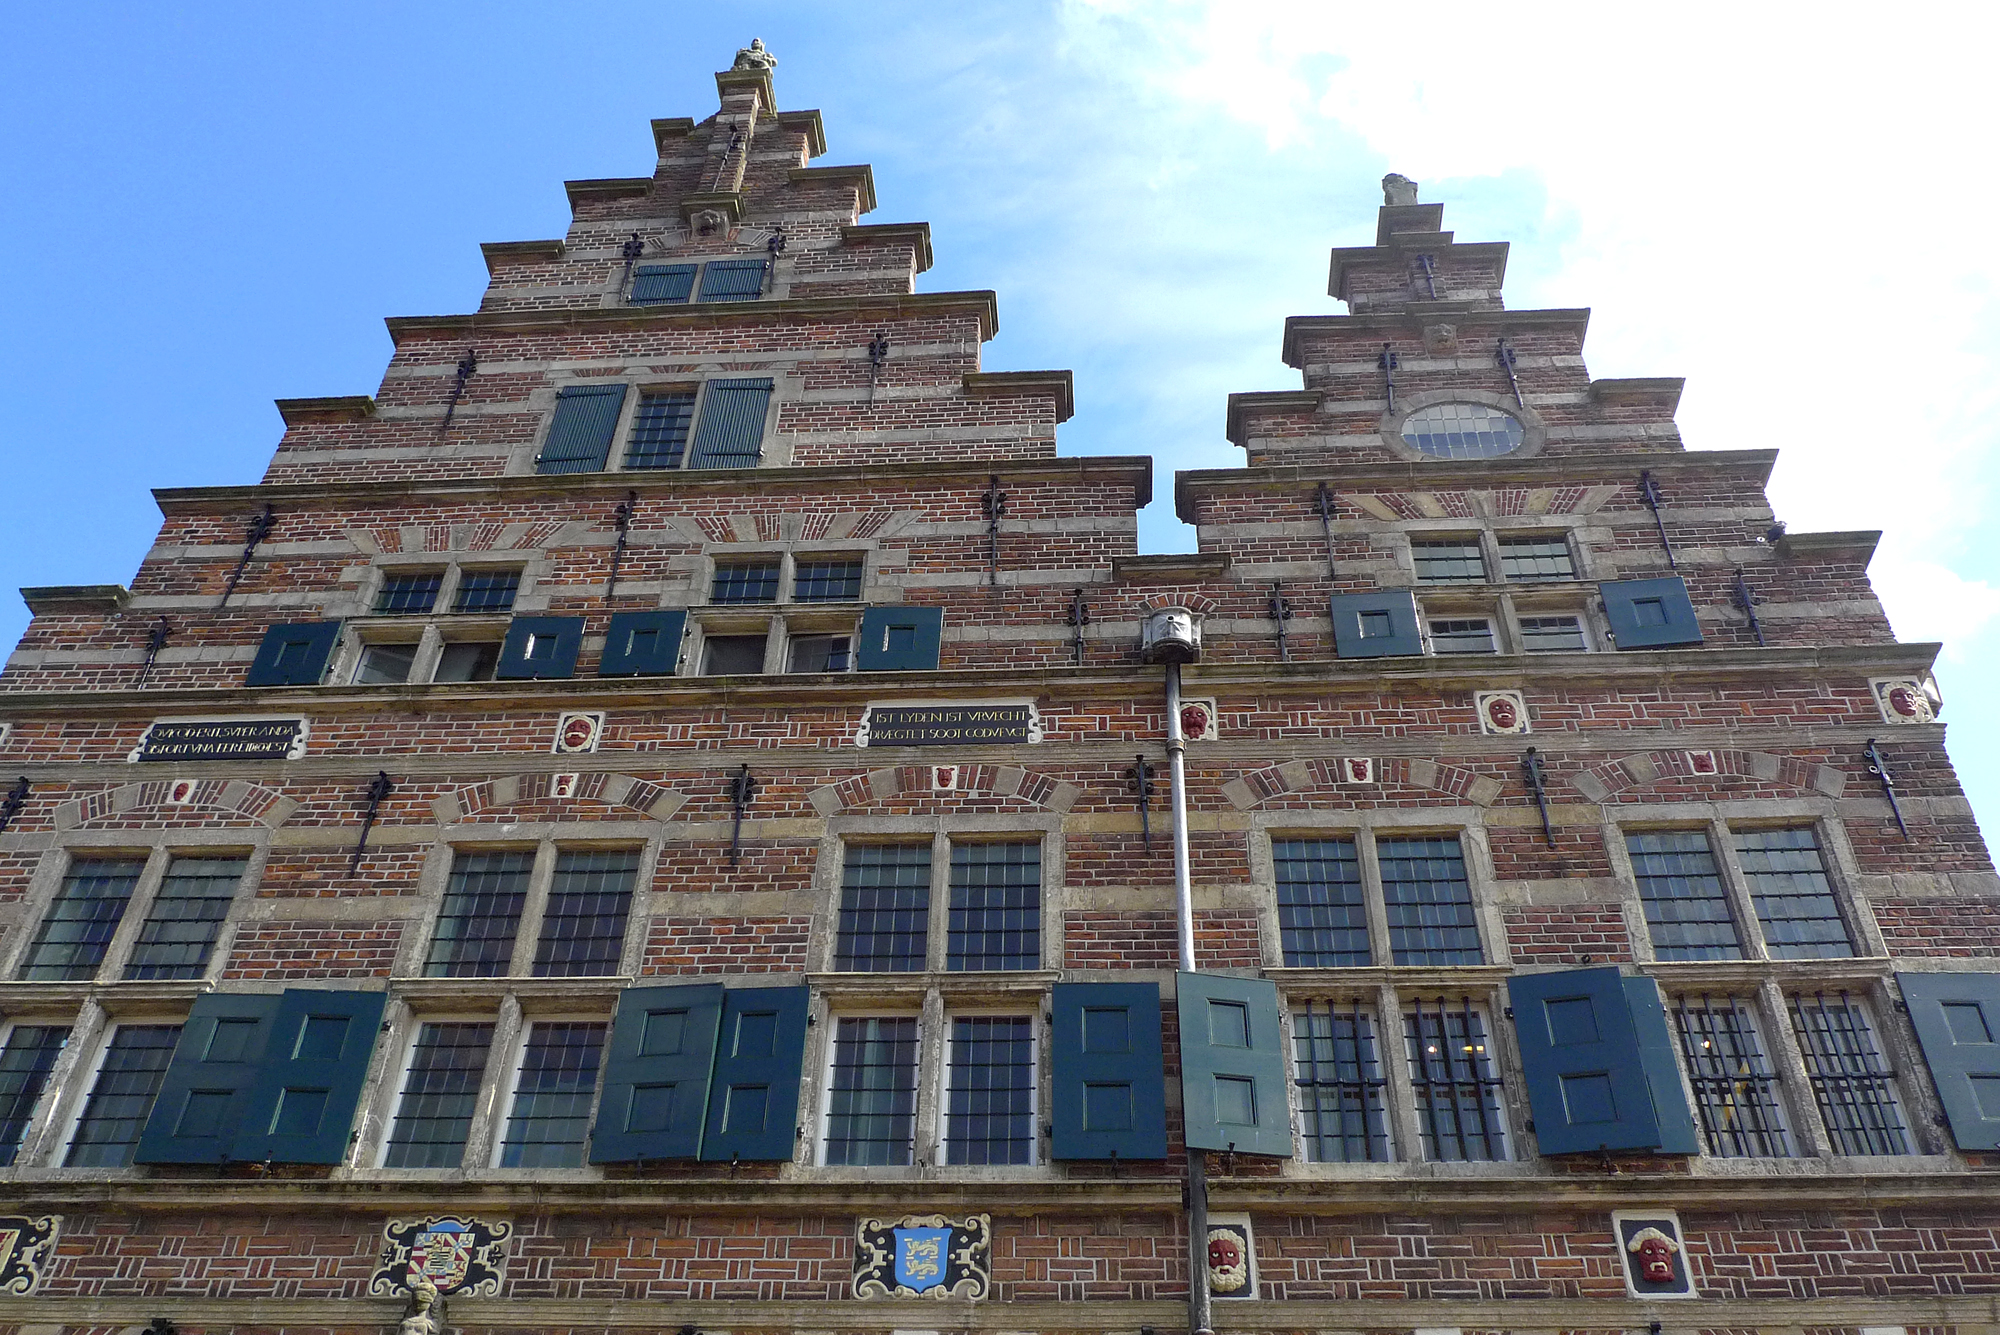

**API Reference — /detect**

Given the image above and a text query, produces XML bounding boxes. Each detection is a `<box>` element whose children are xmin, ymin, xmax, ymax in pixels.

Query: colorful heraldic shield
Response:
<box><xmin>369</xmin><ymin>1215</ymin><xmax>513</xmax><ymax>1297</ymax></box>
<box><xmin>854</xmin><ymin>1214</ymin><xmax>991</xmax><ymax>1299</ymax></box>
<box><xmin>0</xmin><ymin>1215</ymin><xmax>60</xmax><ymax>1295</ymax></box>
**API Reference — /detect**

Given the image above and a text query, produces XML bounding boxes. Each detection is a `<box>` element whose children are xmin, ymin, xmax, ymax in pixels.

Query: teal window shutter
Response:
<box><xmin>1600</xmin><ymin>577</ymin><xmax>1703</xmax><ymax>649</ymax></box>
<box><xmin>1328</xmin><ymin>591</ymin><xmax>1424</xmax><ymax>658</ymax></box>
<box><xmin>496</xmin><ymin>616</ymin><xmax>584</xmax><ymax>680</ymax></box>
<box><xmin>687</xmin><ymin>378</ymin><xmax>772</xmax><ymax>469</ymax></box>
<box><xmin>599</xmin><ymin>610</ymin><xmax>686</xmax><ymax>677</ymax></box>
<box><xmin>855</xmin><ymin>606</ymin><xmax>943</xmax><ymax>671</ymax></box>
<box><xmin>1509</xmin><ymin>967</ymin><xmax>1670</xmax><ymax>1154</ymax></box>
<box><xmin>1897</xmin><ymin>971</ymin><xmax>2000</xmax><ymax>1150</ymax></box>
<box><xmin>696</xmin><ymin>259</ymin><xmax>770</xmax><ymax>302</ymax></box>
<box><xmin>246</xmin><ymin>621</ymin><xmax>341</xmax><ymax>686</ymax></box>
<box><xmin>1624</xmin><ymin>975</ymin><xmax>1701</xmax><ymax>1154</ymax></box>
<box><xmin>590</xmin><ymin>984</ymin><xmax>724</xmax><ymax>1163</ymax></box>
<box><xmin>1051</xmin><ymin>982</ymin><xmax>1167</xmax><ymax>1161</ymax></box>
<box><xmin>537</xmin><ymin>384</ymin><xmax>628</xmax><ymax>475</ymax></box>
<box><xmin>236</xmin><ymin>989</ymin><xmax>387</xmax><ymax>1165</ymax></box>
<box><xmin>699</xmin><ymin>986</ymin><xmax>810</xmax><ymax>1162</ymax></box>
<box><xmin>630</xmin><ymin>263</ymin><xmax>696</xmax><ymax>305</ymax></box>
<box><xmin>1176</xmin><ymin>972</ymin><xmax>1292</xmax><ymax>1157</ymax></box>
<box><xmin>134</xmin><ymin>992</ymin><xmax>282</xmax><ymax>1164</ymax></box>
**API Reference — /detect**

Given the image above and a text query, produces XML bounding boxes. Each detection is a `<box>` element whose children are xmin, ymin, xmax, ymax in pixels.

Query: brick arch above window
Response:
<box><xmin>691</xmin><ymin>508</ymin><xmax>903</xmax><ymax>544</ymax></box>
<box><xmin>1220</xmin><ymin>756</ymin><xmax>1502</xmax><ymax>810</ymax></box>
<box><xmin>807</xmin><ymin>765</ymin><xmax>1080</xmax><ymax>816</ymax></box>
<box><xmin>55</xmin><ymin>780</ymin><xmax>297</xmax><ymax>830</ymax></box>
<box><xmin>1572</xmin><ymin>749</ymin><xmax>1849</xmax><ymax>803</ymax></box>
<box><xmin>349</xmin><ymin>519</ymin><xmax>570</xmax><ymax>556</ymax></box>
<box><xmin>432</xmin><ymin>773</ymin><xmax>689</xmax><ymax>824</ymax></box>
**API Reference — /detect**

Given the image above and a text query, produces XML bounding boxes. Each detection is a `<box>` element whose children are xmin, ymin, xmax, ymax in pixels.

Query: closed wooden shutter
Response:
<box><xmin>134</xmin><ymin>992</ymin><xmax>282</xmax><ymax>1164</ymax></box>
<box><xmin>591</xmin><ymin>984</ymin><xmax>724</xmax><ymax>1163</ymax></box>
<box><xmin>237</xmin><ymin>989</ymin><xmax>388</xmax><ymax>1164</ymax></box>
<box><xmin>1050</xmin><ymin>982</ymin><xmax>1167</xmax><ymax>1161</ymax></box>
<box><xmin>536</xmin><ymin>384</ymin><xmax>628</xmax><ymax>474</ymax></box>
<box><xmin>699</xmin><ymin>986</ymin><xmax>810</xmax><ymax>1162</ymax></box>
<box><xmin>696</xmin><ymin>259</ymin><xmax>769</xmax><ymax>301</ymax></box>
<box><xmin>1510</xmin><ymin>967</ymin><xmax>1687</xmax><ymax>1154</ymax></box>
<box><xmin>630</xmin><ymin>263</ymin><xmax>696</xmax><ymax>305</ymax></box>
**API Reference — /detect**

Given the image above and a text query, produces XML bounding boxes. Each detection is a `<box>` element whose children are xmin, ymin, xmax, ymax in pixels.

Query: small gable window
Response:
<box><xmin>1401</xmin><ymin>402</ymin><xmax>1524</xmax><ymax>459</ymax></box>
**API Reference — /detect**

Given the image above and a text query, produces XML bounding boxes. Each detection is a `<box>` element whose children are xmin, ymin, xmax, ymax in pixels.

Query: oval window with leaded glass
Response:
<box><xmin>1399</xmin><ymin>402</ymin><xmax>1525</xmax><ymax>459</ymax></box>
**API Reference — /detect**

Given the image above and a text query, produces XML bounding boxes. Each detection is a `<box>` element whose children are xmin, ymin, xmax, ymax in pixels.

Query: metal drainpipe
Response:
<box><xmin>1166</xmin><ymin>661</ymin><xmax>1215</xmax><ymax>1335</ymax></box>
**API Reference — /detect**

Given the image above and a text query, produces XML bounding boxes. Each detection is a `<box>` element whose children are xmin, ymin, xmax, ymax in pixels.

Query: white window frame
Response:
<box><xmin>936</xmin><ymin>1008</ymin><xmax>1040</xmax><ymax>1167</ymax></box>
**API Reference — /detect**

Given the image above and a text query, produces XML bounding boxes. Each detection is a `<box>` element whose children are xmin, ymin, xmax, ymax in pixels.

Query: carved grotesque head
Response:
<box><xmin>1627</xmin><ymin>1226</ymin><xmax>1680</xmax><ymax>1284</ymax></box>
<box><xmin>1205</xmin><ymin>1228</ymin><xmax>1248</xmax><ymax>1293</ymax></box>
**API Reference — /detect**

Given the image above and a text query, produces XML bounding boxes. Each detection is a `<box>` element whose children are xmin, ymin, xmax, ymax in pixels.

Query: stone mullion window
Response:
<box><xmin>1288</xmin><ymin>995</ymin><xmax>1392</xmax><ymax>1163</ymax></box>
<box><xmin>16</xmin><ymin>852</ymin><xmax>158</xmax><ymax>983</ymax></box>
<box><xmin>0</xmin><ymin>1024</ymin><xmax>72</xmax><ymax>1166</ymax></box>
<box><xmin>380</xmin><ymin>1019</ymin><xmax>498</xmax><ymax>1169</ymax></box>
<box><xmin>494</xmin><ymin>1018</ymin><xmax>608</xmax><ymax>1169</ymax></box>
<box><xmin>123</xmin><ymin>855</ymin><xmax>249</xmax><ymax>981</ymax></box>
<box><xmin>939</xmin><ymin>1011</ymin><xmax>1036</xmax><ymax>1165</ymax></box>
<box><xmin>62</xmin><ymin>1021</ymin><xmax>183</xmax><ymax>1168</ymax></box>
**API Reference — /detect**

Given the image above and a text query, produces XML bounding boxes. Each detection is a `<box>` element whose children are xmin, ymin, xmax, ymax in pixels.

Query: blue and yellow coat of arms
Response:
<box><xmin>854</xmin><ymin>1214</ymin><xmax>990</xmax><ymax>1299</ymax></box>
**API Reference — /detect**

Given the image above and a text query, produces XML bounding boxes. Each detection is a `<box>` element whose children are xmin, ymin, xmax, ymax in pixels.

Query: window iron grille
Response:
<box><xmin>65</xmin><ymin>1024</ymin><xmax>181</xmax><ymax>1167</ymax></box>
<box><xmin>0</xmin><ymin>1026</ymin><xmax>68</xmax><ymax>1165</ymax></box>
<box><xmin>383</xmin><ymin>1022</ymin><xmax>495</xmax><ymax>1168</ymax></box>
<box><xmin>825</xmin><ymin>1016</ymin><xmax>918</xmax><ymax>1166</ymax></box>
<box><xmin>1672</xmin><ymin>994</ymin><xmax>1791</xmax><ymax>1158</ymax></box>
<box><xmin>944</xmin><ymin>1016</ymin><xmax>1034</xmax><ymax>1164</ymax></box>
<box><xmin>1293</xmin><ymin>1000</ymin><xmax>1390</xmax><ymax>1162</ymax></box>
<box><xmin>1403</xmin><ymin>998</ymin><xmax>1507</xmax><ymax>1161</ymax></box>
<box><xmin>1788</xmin><ymin>992</ymin><xmax>1911</xmax><ymax>1156</ymax></box>
<box><xmin>498</xmin><ymin>1022</ymin><xmax>606</xmax><ymax>1168</ymax></box>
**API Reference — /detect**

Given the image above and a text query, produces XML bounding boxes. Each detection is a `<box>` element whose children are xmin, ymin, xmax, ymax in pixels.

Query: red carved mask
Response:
<box><xmin>1207</xmin><ymin>1236</ymin><xmax>1241</xmax><ymax>1270</ymax></box>
<box><xmin>1636</xmin><ymin>1236</ymin><xmax>1676</xmax><ymax>1283</ymax></box>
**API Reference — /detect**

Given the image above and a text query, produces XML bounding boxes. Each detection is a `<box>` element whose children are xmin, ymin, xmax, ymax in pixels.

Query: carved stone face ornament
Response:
<box><xmin>1206</xmin><ymin>1228</ymin><xmax>1248</xmax><ymax>1293</ymax></box>
<box><xmin>1627</xmin><ymin>1226</ymin><xmax>1680</xmax><ymax>1284</ymax></box>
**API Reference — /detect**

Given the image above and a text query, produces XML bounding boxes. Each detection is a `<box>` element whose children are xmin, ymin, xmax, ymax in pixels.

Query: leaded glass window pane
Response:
<box><xmin>1735</xmin><ymin>828</ymin><xmax>1853</xmax><ymax>959</ymax></box>
<box><xmin>124</xmin><ymin>856</ymin><xmax>245</xmax><ymax>980</ymax></box>
<box><xmin>533</xmin><ymin>849</ymin><xmax>638</xmax><ymax>977</ymax></box>
<box><xmin>1519</xmin><ymin>615</ymin><xmax>1587</xmax><ymax>652</ymax></box>
<box><xmin>1788</xmin><ymin>993</ymin><xmax>1910</xmax><ymax>1155</ymax></box>
<box><xmin>835</xmin><ymin>845</ymin><xmax>931</xmax><ymax>972</ymax></box>
<box><xmin>624</xmin><ymin>390</ymin><xmax>697</xmax><ymax>470</ymax></box>
<box><xmin>374</xmin><ymin>571</ymin><xmax>442</xmax><ymax>615</ymax></box>
<box><xmin>945</xmin><ymin>1016</ymin><xmax>1034</xmax><ymax>1164</ymax></box>
<box><xmin>1378</xmin><ymin>837</ymin><xmax>1483</xmax><ymax>965</ymax></box>
<box><xmin>711</xmin><ymin>560</ymin><xmax>781</xmax><ymax>604</ymax></box>
<box><xmin>1627</xmin><ymin>830</ymin><xmax>1743</xmax><ymax>961</ymax></box>
<box><xmin>1498</xmin><ymin>536</ymin><xmax>1576</xmax><ymax>581</ymax></box>
<box><xmin>20</xmin><ymin>857</ymin><xmax>144</xmax><ymax>981</ymax></box>
<box><xmin>0</xmin><ymin>1026</ymin><xmax>68</xmax><ymax>1165</ymax></box>
<box><xmin>1276</xmin><ymin>838</ymin><xmax>1370</xmax><ymax>967</ymax></box>
<box><xmin>1672</xmin><ymin>995</ymin><xmax>1791</xmax><ymax>1157</ymax></box>
<box><xmin>1429</xmin><ymin>618</ymin><xmax>1497</xmax><ymax>654</ymax></box>
<box><xmin>1293</xmin><ymin>1001</ymin><xmax>1390</xmax><ymax>1162</ymax></box>
<box><xmin>498</xmin><ymin>1022</ymin><xmax>606</xmax><ymax>1168</ymax></box>
<box><xmin>794</xmin><ymin>557</ymin><xmax>864</xmax><ymax>602</ymax></box>
<box><xmin>1400</xmin><ymin>402</ymin><xmax>1525</xmax><ymax>459</ymax></box>
<box><xmin>947</xmin><ymin>842</ymin><xmax>1039</xmax><ymax>971</ymax></box>
<box><xmin>425</xmin><ymin>851</ymin><xmax>532</xmax><ymax>978</ymax></box>
<box><xmin>824</xmin><ymin>1016</ymin><xmax>917</xmax><ymax>1165</ymax></box>
<box><xmin>383</xmin><ymin>1022</ymin><xmax>494</xmax><ymax>1168</ymax></box>
<box><xmin>452</xmin><ymin>569</ymin><xmax>521</xmax><ymax>613</ymax></box>
<box><xmin>65</xmin><ymin>1024</ymin><xmax>180</xmax><ymax>1167</ymax></box>
<box><xmin>1403</xmin><ymin>1000</ymin><xmax>1507</xmax><ymax>1161</ymax></box>
<box><xmin>1412</xmin><ymin>539</ymin><xmax>1486</xmax><ymax>582</ymax></box>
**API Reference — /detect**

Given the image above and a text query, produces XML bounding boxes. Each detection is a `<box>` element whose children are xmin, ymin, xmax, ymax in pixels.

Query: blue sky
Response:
<box><xmin>5</xmin><ymin>2</ymin><xmax>1997</xmax><ymax>838</ymax></box>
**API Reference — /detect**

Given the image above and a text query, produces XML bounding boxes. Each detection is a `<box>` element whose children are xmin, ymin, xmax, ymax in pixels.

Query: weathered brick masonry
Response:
<box><xmin>0</xmin><ymin>44</ymin><xmax>1994</xmax><ymax>1335</ymax></box>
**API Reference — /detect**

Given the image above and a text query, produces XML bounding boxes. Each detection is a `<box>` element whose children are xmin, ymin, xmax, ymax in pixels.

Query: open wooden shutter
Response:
<box><xmin>245</xmin><ymin>621</ymin><xmax>341</xmax><ymax>687</ymax></box>
<box><xmin>630</xmin><ymin>263</ymin><xmax>696</xmax><ymax>305</ymax></box>
<box><xmin>699</xmin><ymin>986</ymin><xmax>810</xmax><ymax>1163</ymax></box>
<box><xmin>855</xmin><ymin>606</ymin><xmax>943</xmax><ymax>671</ymax></box>
<box><xmin>236</xmin><ymin>989</ymin><xmax>387</xmax><ymax>1164</ymax></box>
<box><xmin>1050</xmin><ymin>982</ymin><xmax>1167</xmax><ymax>1161</ymax></box>
<box><xmin>496</xmin><ymin>616</ymin><xmax>584</xmax><ymax>680</ymax></box>
<box><xmin>687</xmin><ymin>379</ymin><xmax>772</xmax><ymax>469</ymax></box>
<box><xmin>1624</xmin><ymin>974</ymin><xmax>1701</xmax><ymax>1154</ymax></box>
<box><xmin>1328</xmin><ymin>590</ymin><xmax>1424</xmax><ymax>658</ymax></box>
<box><xmin>134</xmin><ymin>992</ymin><xmax>282</xmax><ymax>1164</ymax></box>
<box><xmin>591</xmin><ymin>984</ymin><xmax>724</xmax><ymax>1163</ymax></box>
<box><xmin>1600</xmin><ymin>577</ymin><xmax>1703</xmax><ymax>649</ymax></box>
<box><xmin>1898</xmin><ymin>971</ymin><xmax>2000</xmax><ymax>1150</ymax></box>
<box><xmin>1510</xmin><ymin>967</ymin><xmax>1681</xmax><ymax>1154</ymax></box>
<box><xmin>536</xmin><ymin>384</ymin><xmax>627</xmax><ymax>474</ymax></box>
<box><xmin>1176</xmin><ymin>972</ymin><xmax>1292</xmax><ymax>1157</ymax></box>
<box><xmin>599</xmin><ymin>610</ymin><xmax>686</xmax><ymax>677</ymax></box>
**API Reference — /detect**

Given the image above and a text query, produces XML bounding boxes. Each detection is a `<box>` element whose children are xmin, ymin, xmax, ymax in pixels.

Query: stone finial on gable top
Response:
<box><xmin>1382</xmin><ymin>173</ymin><xmax>1419</xmax><ymax>206</ymax></box>
<box><xmin>733</xmin><ymin>37</ymin><xmax>777</xmax><ymax>71</ymax></box>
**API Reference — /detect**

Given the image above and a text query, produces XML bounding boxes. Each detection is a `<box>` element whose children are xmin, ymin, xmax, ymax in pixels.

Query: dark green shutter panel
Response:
<box><xmin>1176</xmin><ymin>972</ymin><xmax>1292</xmax><ymax>1157</ymax></box>
<box><xmin>699</xmin><ymin>986</ymin><xmax>809</xmax><ymax>1163</ymax></box>
<box><xmin>537</xmin><ymin>384</ymin><xmax>628</xmax><ymax>475</ymax></box>
<box><xmin>1510</xmin><ymin>967</ymin><xmax>1665</xmax><ymax>1154</ymax></box>
<box><xmin>134</xmin><ymin>992</ymin><xmax>282</xmax><ymax>1164</ymax></box>
<box><xmin>591</xmin><ymin>984</ymin><xmax>724</xmax><ymax>1163</ymax></box>
<box><xmin>1898</xmin><ymin>971</ymin><xmax>2000</xmax><ymax>1150</ymax></box>
<box><xmin>855</xmin><ymin>606</ymin><xmax>944</xmax><ymax>671</ymax></box>
<box><xmin>631</xmin><ymin>263</ymin><xmax>696</xmax><ymax>305</ymax></box>
<box><xmin>1624</xmin><ymin>975</ymin><xmax>1701</xmax><ymax>1154</ymax></box>
<box><xmin>1328</xmin><ymin>590</ymin><xmax>1424</xmax><ymax>658</ymax></box>
<box><xmin>696</xmin><ymin>259</ymin><xmax>769</xmax><ymax>302</ymax></box>
<box><xmin>496</xmin><ymin>616</ymin><xmax>584</xmax><ymax>680</ymax></box>
<box><xmin>1600</xmin><ymin>577</ymin><xmax>1703</xmax><ymax>649</ymax></box>
<box><xmin>599</xmin><ymin>611</ymin><xmax>687</xmax><ymax>677</ymax></box>
<box><xmin>687</xmin><ymin>378</ymin><xmax>772</xmax><ymax>469</ymax></box>
<box><xmin>1051</xmin><ymin>982</ymin><xmax>1167</xmax><ymax>1161</ymax></box>
<box><xmin>236</xmin><ymin>989</ymin><xmax>387</xmax><ymax>1165</ymax></box>
<box><xmin>246</xmin><ymin>621</ymin><xmax>341</xmax><ymax>686</ymax></box>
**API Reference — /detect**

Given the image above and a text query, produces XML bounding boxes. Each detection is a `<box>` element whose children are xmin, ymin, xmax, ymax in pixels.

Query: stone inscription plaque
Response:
<box><xmin>857</xmin><ymin>704</ymin><xmax>1039</xmax><ymax>747</ymax></box>
<box><xmin>130</xmin><ymin>718</ymin><xmax>307</xmax><ymax>762</ymax></box>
